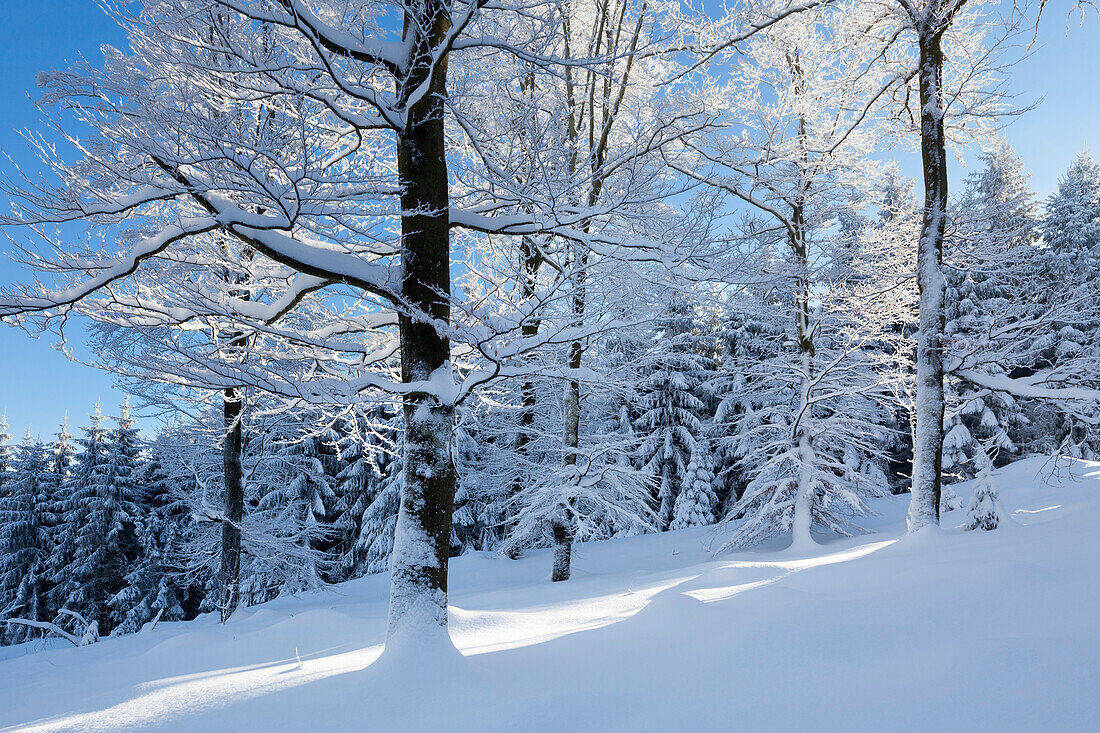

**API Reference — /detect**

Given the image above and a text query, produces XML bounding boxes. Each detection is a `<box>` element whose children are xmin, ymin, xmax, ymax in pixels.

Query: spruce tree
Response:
<box><xmin>110</xmin><ymin>439</ymin><xmax>192</xmax><ymax>634</ymax></box>
<box><xmin>48</xmin><ymin>405</ymin><xmax>143</xmax><ymax>634</ymax></box>
<box><xmin>0</xmin><ymin>415</ymin><xmax>13</xmax><ymax>495</ymax></box>
<box><xmin>964</xmin><ymin>447</ymin><xmax>1002</xmax><ymax>531</ymax></box>
<box><xmin>637</xmin><ymin>293</ymin><xmax>711</xmax><ymax>530</ymax></box>
<box><xmin>670</xmin><ymin>448</ymin><xmax>718</xmax><ymax>530</ymax></box>
<box><xmin>943</xmin><ymin>142</ymin><xmax>1038</xmax><ymax>476</ymax></box>
<box><xmin>0</xmin><ymin>435</ymin><xmax>54</xmax><ymax>644</ymax></box>
<box><xmin>1033</xmin><ymin>152</ymin><xmax>1100</xmax><ymax>457</ymax></box>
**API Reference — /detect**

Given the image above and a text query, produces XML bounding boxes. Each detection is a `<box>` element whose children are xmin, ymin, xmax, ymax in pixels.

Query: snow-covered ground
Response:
<box><xmin>2</xmin><ymin>455</ymin><xmax>1098</xmax><ymax>732</ymax></box>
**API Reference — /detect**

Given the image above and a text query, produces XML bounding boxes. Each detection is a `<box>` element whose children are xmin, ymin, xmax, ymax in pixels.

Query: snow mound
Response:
<box><xmin>2</xmin><ymin>455</ymin><xmax>1098</xmax><ymax>732</ymax></box>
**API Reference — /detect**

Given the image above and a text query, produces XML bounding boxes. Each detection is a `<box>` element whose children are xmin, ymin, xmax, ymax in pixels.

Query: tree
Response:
<box><xmin>0</xmin><ymin>0</ymin><xmax>702</xmax><ymax>643</ymax></box>
<box><xmin>0</xmin><ymin>436</ymin><xmax>54</xmax><ymax>644</ymax></box>
<box><xmin>0</xmin><ymin>416</ymin><xmax>12</xmax><ymax>493</ymax></box>
<box><xmin>670</xmin><ymin>448</ymin><xmax>718</xmax><ymax>530</ymax></box>
<box><xmin>866</xmin><ymin>0</ymin><xmax>1019</xmax><ymax>531</ymax></box>
<box><xmin>679</xmin><ymin>1</ymin><xmax>901</xmax><ymax>549</ymax></box>
<box><xmin>109</xmin><ymin>438</ymin><xmax>196</xmax><ymax>634</ymax></box>
<box><xmin>1030</xmin><ymin>152</ymin><xmax>1100</xmax><ymax>457</ymax></box>
<box><xmin>329</xmin><ymin>406</ymin><xmax>403</xmax><ymax>580</ymax></box>
<box><xmin>942</xmin><ymin>141</ymin><xmax>1039</xmax><ymax>476</ymax></box>
<box><xmin>637</xmin><ymin>293</ymin><xmax>712</xmax><ymax>532</ymax></box>
<box><xmin>963</xmin><ymin>445</ymin><xmax>1002</xmax><ymax>531</ymax></box>
<box><xmin>48</xmin><ymin>406</ymin><xmax>143</xmax><ymax>634</ymax></box>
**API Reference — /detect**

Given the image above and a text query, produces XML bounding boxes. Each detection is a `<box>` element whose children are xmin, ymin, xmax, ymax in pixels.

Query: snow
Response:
<box><xmin>3</xmin><ymin>455</ymin><xmax>1100</xmax><ymax>731</ymax></box>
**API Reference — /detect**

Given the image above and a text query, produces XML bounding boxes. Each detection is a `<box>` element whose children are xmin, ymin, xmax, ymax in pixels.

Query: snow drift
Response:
<box><xmin>1</xmin><ymin>455</ymin><xmax>1098</xmax><ymax>732</ymax></box>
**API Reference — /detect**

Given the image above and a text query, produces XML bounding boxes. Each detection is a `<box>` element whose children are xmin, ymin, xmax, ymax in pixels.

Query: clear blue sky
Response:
<box><xmin>0</xmin><ymin>1</ymin><xmax>1096</xmax><ymax>439</ymax></box>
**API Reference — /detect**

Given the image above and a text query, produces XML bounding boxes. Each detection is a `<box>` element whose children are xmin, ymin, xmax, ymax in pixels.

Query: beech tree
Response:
<box><xmin>676</xmin><ymin>1</ymin><xmax>902</xmax><ymax>548</ymax></box>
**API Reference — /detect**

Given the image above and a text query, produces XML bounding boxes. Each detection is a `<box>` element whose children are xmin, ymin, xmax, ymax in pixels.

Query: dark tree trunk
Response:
<box><xmin>219</xmin><ymin>387</ymin><xmax>244</xmax><ymax>623</ymax></box>
<box><xmin>386</xmin><ymin>0</ymin><xmax>457</xmax><ymax>641</ymax></box>
<box><xmin>550</xmin><ymin>519</ymin><xmax>573</xmax><ymax>582</ymax></box>
<box><xmin>909</xmin><ymin>26</ymin><xmax>949</xmax><ymax>530</ymax></box>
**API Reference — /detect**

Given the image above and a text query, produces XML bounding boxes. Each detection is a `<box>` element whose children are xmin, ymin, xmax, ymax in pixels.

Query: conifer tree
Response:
<box><xmin>48</xmin><ymin>419</ymin><xmax>76</xmax><ymax>489</ymax></box>
<box><xmin>1033</xmin><ymin>152</ymin><xmax>1100</xmax><ymax>457</ymax></box>
<box><xmin>329</xmin><ymin>406</ymin><xmax>402</xmax><ymax>579</ymax></box>
<box><xmin>637</xmin><ymin>293</ymin><xmax>712</xmax><ymax>530</ymax></box>
<box><xmin>670</xmin><ymin>448</ymin><xmax>719</xmax><ymax>530</ymax></box>
<box><xmin>355</xmin><ymin>445</ymin><xmax>403</xmax><ymax>576</ymax></box>
<box><xmin>943</xmin><ymin>142</ymin><xmax>1039</xmax><ymax>476</ymax></box>
<box><xmin>964</xmin><ymin>446</ymin><xmax>1002</xmax><ymax>531</ymax></box>
<box><xmin>0</xmin><ymin>416</ymin><xmax>12</xmax><ymax>494</ymax></box>
<box><xmin>48</xmin><ymin>405</ymin><xmax>143</xmax><ymax>634</ymax></box>
<box><xmin>0</xmin><ymin>435</ymin><xmax>54</xmax><ymax>644</ymax></box>
<box><xmin>110</xmin><ymin>439</ymin><xmax>193</xmax><ymax>633</ymax></box>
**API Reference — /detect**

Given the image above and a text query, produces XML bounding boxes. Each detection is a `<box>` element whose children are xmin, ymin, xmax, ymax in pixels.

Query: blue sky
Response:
<box><xmin>0</xmin><ymin>1</ymin><xmax>1096</xmax><ymax>439</ymax></box>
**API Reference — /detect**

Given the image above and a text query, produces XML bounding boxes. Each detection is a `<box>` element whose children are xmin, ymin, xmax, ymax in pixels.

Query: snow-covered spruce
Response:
<box><xmin>963</xmin><ymin>447</ymin><xmax>1003</xmax><ymax>531</ymax></box>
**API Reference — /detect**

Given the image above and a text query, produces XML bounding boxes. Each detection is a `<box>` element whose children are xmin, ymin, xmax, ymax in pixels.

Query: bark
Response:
<box><xmin>386</xmin><ymin>0</ymin><xmax>457</xmax><ymax>641</ymax></box>
<box><xmin>553</xmin><ymin>252</ymin><xmax>587</xmax><ymax>582</ymax></box>
<box><xmin>550</xmin><ymin>518</ymin><xmax>573</xmax><ymax>582</ymax></box>
<box><xmin>790</xmin><ymin>200</ymin><xmax>818</xmax><ymax>549</ymax></box>
<box><xmin>791</xmin><ymin>430</ymin><xmax>816</xmax><ymax>549</ymax></box>
<box><xmin>908</xmin><ymin>27</ymin><xmax>949</xmax><ymax>531</ymax></box>
<box><xmin>219</xmin><ymin>387</ymin><xmax>244</xmax><ymax>623</ymax></box>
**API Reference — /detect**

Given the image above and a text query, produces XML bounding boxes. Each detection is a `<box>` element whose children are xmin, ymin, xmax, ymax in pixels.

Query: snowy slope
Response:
<box><xmin>2</xmin><ymin>455</ymin><xmax>1099</xmax><ymax>732</ymax></box>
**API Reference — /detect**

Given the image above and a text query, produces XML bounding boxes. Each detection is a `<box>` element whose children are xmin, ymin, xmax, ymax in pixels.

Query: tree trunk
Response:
<box><xmin>219</xmin><ymin>387</ymin><xmax>244</xmax><ymax>623</ymax></box>
<box><xmin>791</xmin><ymin>430</ymin><xmax>816</xmax><ymax>549</ymax></box>
<box><xmin>386</xmin><ymin>0</ymin><xmax>457</xmax><ymax>643</ymax></box>
<box><xmin>550</xmin><ymin>518</ymin><xmax>573</xmax><ymax>582</ymax></box>
<box><xmin>909</xmin><ymin>29</ymin><xmax>949</xmax><ymax>532</ymax></box>
<box><xmin>554</xmin><ymin>251</ymin><xmax>587</xmax><ymax>582</ymax></box>
<box><xmin>790</xmin><ymin>201</ymin><xmax>818</xmax><ymax>550</ymax></box>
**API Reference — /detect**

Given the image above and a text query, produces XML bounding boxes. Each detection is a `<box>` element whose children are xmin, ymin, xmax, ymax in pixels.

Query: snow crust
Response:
<box><xmin>2</xmin><ymin>455</ymin><xmax>1099</xmax><ymax>731</ymax></box>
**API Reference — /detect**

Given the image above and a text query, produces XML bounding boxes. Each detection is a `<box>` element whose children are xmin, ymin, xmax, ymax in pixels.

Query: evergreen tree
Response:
<box><xmin>943</xmin><ymin>142</ymin><xmax>1038</xmax><ymax>476</ymax></box>
<box><xmin>0</xmin><ymin>415</ymin><xmax>12</xmax><ymax>495</ymax></box>
<box><xmin>712</xmin><ymin>297</ymin><xmax>787</xmax><ymax>510</ymax></box>
<box><xmin>1032</xmin><ymin>152</ymin><xmax>1100</xmax><ymax>457</ymax></box>
<box><xmin>110</xmin><ymin>439</ymin><xmax>194</xmax><ymax>634</ymax></box>
<box><xmin>670</xmin><ymin>447</ymin><xmax>718</xmax><ymax>530</ymax></box>
<box><xmin>964</xmin><ymin>446</ymin><xmax>1002</xmax><ymax>531</ymax></box>
<box><xmin>636</xmin><ymin>293</ymin><xmax>712</xmax><ymax>530</ymax></box>
<box><xmin>236</xmin><ymin>411</ymin><xmax>335</xmax><ymax>605</ymax></box>
<box><xmin>47</xmin><ymin>419</ymin><xmax>77</xmax><ymax>489</ymax></box>
<box><xmin>0</xmin><ymin>435</ymin><xmax>54</xmax><ymax>644</ymax></box>
<box><xmin>1044</xmin><ymin>151</ymin><xmax>1100</xmax><ymax>269</ymax></box>
<box><xmin>355</xmin><ymin>445</ymin><xmax>403</xmax><ymax>576</ymax></box>
<box><xmin>330</xmin><ymin>406</ymin><xmax>403</xmax><ymax>579</ymax></box>
<box><xmin>48</xmin><ymin>405</ymin><xmax>143</xmax><ymax>634</ymax></box>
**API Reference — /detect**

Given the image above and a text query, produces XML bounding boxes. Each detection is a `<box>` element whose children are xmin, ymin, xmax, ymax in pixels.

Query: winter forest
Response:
<box><xmin>0</xmin><ymin>0</ymin><xmax>1098</xmax><ymax>729</ymax></box>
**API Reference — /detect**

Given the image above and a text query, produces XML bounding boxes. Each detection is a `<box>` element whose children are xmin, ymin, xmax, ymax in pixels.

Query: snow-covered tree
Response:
<box><xmin>942</xmin><ymin>142</ymin><xmax>1040</xmax><ymax>476</ymax></box>
<box><xmin>670</xmin><ymin>448</ymin><xmax>719</xmax><ymax>530</ymax></box>
<box><xmin>0</xmin><ymin>0</ymin><xmax>722</xmax><ymax>643</ymax></box>
<box><xmin>963</xmin><ymin>446</ymin><xmax>1002</xmax><ymax>531</ymax></box>
<box><xmin>680</xmin><ymin>3</ymin><xmax>902</xmax><ymax>549</ymax></box>
<box><xmin>1028</xmin><ymin>152</ymin><xmax>1100</xmax><ymax>457</ymax></box>
<box><xmin>0</xmin><ymin>416</ymin><xmax>12</xmax><ymax>493</ymax></box>
<box><xmin>48</xmin><ymin>406</ymin><xmax>143</xmax><ymax>634</ymax></box>
<box><xmin>869</xmin><ymin>0</ymin><xmax>1019</xmax><ymax>531</ymax></box>
<box><xmin>637</xmin><ymin>293</ymin><xmax>712</xmax><ymax>531</ymax></box>
<box><xmin>109</xmin><ymin>438</ymin><xmax>196</xmax><ymax>634</ymax></box>
<box><xmin>0</xmin><ymin>436</ymin><xmax>54</xmax><ymax>644</ymax></box>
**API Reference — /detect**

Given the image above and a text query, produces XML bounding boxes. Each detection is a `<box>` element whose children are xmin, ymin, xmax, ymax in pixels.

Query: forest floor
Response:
<box><xmin>1</xmin><ymin>455</ymin><xmax>1098</xmax><ymax>732</ymax></box>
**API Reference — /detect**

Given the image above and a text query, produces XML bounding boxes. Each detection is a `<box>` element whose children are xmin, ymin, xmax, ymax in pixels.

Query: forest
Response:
<box><xmin>0</xmin><ymin>0</ymin><xmax>1097</xmax><ymax>669</ymax></box>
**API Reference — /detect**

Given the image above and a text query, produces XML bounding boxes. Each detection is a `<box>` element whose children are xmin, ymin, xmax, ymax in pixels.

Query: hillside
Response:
<box><xmin>2</xmin><ymin>455</ymin><xmax>1098</xmax><ymax>732</ymax></box>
